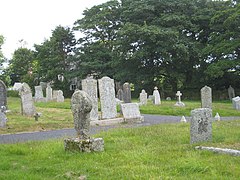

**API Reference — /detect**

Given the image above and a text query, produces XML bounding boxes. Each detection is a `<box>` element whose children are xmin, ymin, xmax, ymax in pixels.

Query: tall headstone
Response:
<box><xmin>123</xmin><ymin>82</ymin><xmax>131</xmax><ymax>103</ymax></box>
<box><xmin>19</xmin><ymin>83</ymin><xmax>36</xmax><ymax>116</ymax></box>
<box><xmin>228</xmin><ymin>85</ymin><xmax>235</xmax><ymax>100</ymax></box>
<box><xmin>117</xmin><ymin>89</ymin><xmax>124</xmax><ymax>101</ymax></box>
<box><xmin>153</xmin><ymin>87</ymin><xmax>161</xmax><ymax>105</ymax></box>
<box><xmin>139</xmin><ymin>89</ymin><xmax>148</xmax><ymax>105</ymax></box>
<box><xmin>34</xmin><ymin>86</ymin><xmax>45</xmax><ymax>102</ymax></box>
<box><xmin>64</xmin><ymin>90</ymin><xmax>104</xmax><ymax>152</ymax></box>
<box><xmin>82</xmin><ymin>78</ymin><xmax>98</xmax><ymax>121</ymax></box>
<box><xmin>201</xmin><ymin>86</ymin><xmax>212</xmax><ymax>109</ymax></box>
<box><xmin>190</xmin><ymin>108</ymin><xmax>212</xmax><ymax>144</ymax></box>
<box><xmin>232</xmin><ymin>96</ymin><xmax>240</xmax><ymax>110</ymax></box>
<box><xmin>46</xmin><ymin>84</ymin><xmax>52</xmax><ymax>102</ymax></box>
<box><xmin>52</xmin><ymin>90</ymin><xmax>58</xmax><ymax>101</ymax></box>
<box><xmin>174</xmin><ymin>91</ymin><xmax>185</xmax><ymax>107</ymax></box>
<box><xmin>0</xmin><ymin>80</ymin><xmax>7</xmax><ymax>108</ymax></box>
<box><xmin>56</xmin><ymin>90</ymin><xmax>64</xmax><ymax>102</ymax></box>
<box><xmin>98</xmin><ymin>76</ymin><xmax>117</xmax><ymax>119</ymax></box>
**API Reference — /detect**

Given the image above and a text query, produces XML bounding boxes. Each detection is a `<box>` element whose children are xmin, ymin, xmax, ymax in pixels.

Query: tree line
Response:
<box><xmin>0</xmin><ymin>0</ymin><xmax>239</xmax><ymax>98</ymax></box>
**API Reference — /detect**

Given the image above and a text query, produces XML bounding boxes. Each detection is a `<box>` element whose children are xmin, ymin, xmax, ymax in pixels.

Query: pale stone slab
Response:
<box><xmin>0</xmin><ymin>112</ymin><xmax>7</xmax><ymax>128</ymax></box>
<box><xmin>46</xmin><ymin>85</ymin><xmax>52</xmax><ymax>101</ymax></box>
<box><xmin>52</xmin><ymin>90</ymin><xmax>58</xmax><ymax>101</ymax></box>
<box><xmin>0</xmin><ymin>80</ymin><xmax>7</xmax><ymax>108</ymax></box>
<box><xmin>190</xmin><ymin>108</ymin><xmax>212</xmax><ymax>144</ymax></box>
<box><xmin>117</xmin><ymin>89</ymin><xmax>124</xmax><ymax>101</ymax></box>
<box><xmin>153</xmin><ymin>87</ymin><xmax>161</xmax><ymax>105</ymax></box>
<box><xmin>123</xmin><ymin>82</ymin><xmax>131</xmax><ymax>103</ymax></box>
<box><xmin>201</xmin><ymin>86</ymin><xmax>212</xmax><ymax>109</ymax></box>
<box><xmin>139</xmin><ymin>89</ymin><xmax>147</xmax><ymax>105</ymax></box>
<box><xmin>196</xmin><ymin>146</ymin><xmax>240</xmax><ymax>156</ymax></box>
<box><xmin>121</xmin><ymin>103</ymin><xmax>144</xmax><ymax>123</ymax></box>
<box><xmin>232</xmin><ymin>96</ymin><xmax>240</xmax><ymax>110</ymax></box>
<box><xmin>82</xmin><ymin>78</ymin><xmax>98</xmax><ymax>121</ymax></box>
<box><xmin>228</xmin><ymin>85</ymin><xmax>235</xmax><ymax>100</ymax></box>
<box><xmin>19</xmin><ymin>83</ymin><xmax>36</xmax><ymax>116</ymax></box>
<box><xmin>98</xmin><ymin>76</ymin><xmax>117</xmax><ymax>119</ymax></box>
<box><xmin>12</xmin><ymin>82</ymin><xmax>22</xmax><ymax>91</ymax></box>
<box><xmin>56</xmin><ymin>90</ymin><xmax>64</xmax><ymax>102</ymax></box>
<box><xmin>34</xmin><ymin>86</ymin><xmax>45</xmax><ymax>102</ymax></box>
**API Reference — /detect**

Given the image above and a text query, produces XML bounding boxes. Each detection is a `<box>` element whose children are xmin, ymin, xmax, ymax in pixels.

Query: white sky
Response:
<box><xmin>0</xmin><ymin>0</ymin><xmax>109</xmax><ymax>59</ymax></box>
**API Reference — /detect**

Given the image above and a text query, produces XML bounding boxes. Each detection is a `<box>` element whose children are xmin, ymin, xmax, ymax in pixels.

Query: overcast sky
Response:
<box><xmin>0</xmin><ymin>0</ymin><xmax>109</xmax><ymax>59</ymax></box>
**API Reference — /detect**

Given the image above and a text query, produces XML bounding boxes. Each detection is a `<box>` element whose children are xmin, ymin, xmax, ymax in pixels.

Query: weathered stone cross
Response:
<box><xmin>176</xmin><ymin>91</ymin><xmax>182</xmax><ymax>103</ymax></box>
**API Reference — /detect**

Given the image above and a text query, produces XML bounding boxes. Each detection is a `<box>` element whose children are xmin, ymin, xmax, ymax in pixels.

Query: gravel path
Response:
<box><xmin>0</xmin><ymin>115</ymin><xmax>239</xmax><ymax>144</ymax></box>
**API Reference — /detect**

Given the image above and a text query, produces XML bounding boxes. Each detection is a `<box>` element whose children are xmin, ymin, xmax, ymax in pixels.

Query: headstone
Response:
<box><xmin>232</xmin><ymin>96</ymin><xmax>240</xmax><ymax>110</ymax></box>
<box><xmin>98</xmin><ymin>76</ymin><xmax>117</xmax><ymax>119</ymax></box>
<box><xmin>64</xmin><ymin>90</ymin><xmax>104</xmax><ymax>152</ymax></box>
<box><xmin>56</xmin><ymin>90</ymin><xmax>64</xmax><ymax>102</ymax></box>
<box><xmin>34</xmin><ymin>86</ymin><xmax>45</xmax><ymax>102</ymax></box>
<box><xmin>166</xmin><ymin>97</ymin><xmax>171</xmax><ymax>101</ymax></box>
<box><xmin>180</xmin><ymin>116</ymin><xmax>187</xmax><ymax>123</ymax></box>
<box><xmin>123</xmin><ymin>82</ymin><xmax>131</xmax><ymax>103</ymax></box>
<box><xmin>19</xmin><ymin>83</ymin><xmax>36</xmax><ymax>116</ymax></box>
<box><xmin>82</xmin><ymin>78</ymin><xmax>98</xmax><ymax>121</ymax></box>
<box><xmin>174</xmin><ymin>91</ymin><xmax>185</xmax><ymax>107</ymax></box>
<box><xmin>215</xmin><ymin>113</ymin><xmax>220</xmax><ymax>121</ymax></box>
<box><xmin>139</xmin><ymin>89</ymin><xmax>147</xmax><ymax>105</ymax></box>
<box><xmin>190</xmin><ymin>108</ymin><xmax>212</xmax><ymax>144</ymax></box>
<box><xmin>0</xmin><ymin>106</ymin><xmax>7</xmax><ymax>128</ymax></box>
<box><xmin>39</xmin><ymin>82</ymin><xmax>47</xmax><ymax>90</ymax></box>
<box><xmin>153</xmin><ymin>87</ymin><xmax>161</xmax><ymax>105</ymax></box>
<box><xmin>120</xmin><ymin>103</ymin><xmax>144</xmax><ymax>123</ymax></box>
<box><xmin>12</xmin><ymin>82</ymin><xmax>22</xmax><ymax>91</ymax></box>
<box><xmin>0</xmin><ymin>80</ymin><xmax>7</xmax><ymax>108</ymax></box>
<box><xmin>117</xmin><ymin>89</ymin><xmax>124</xmax><ymax>101</ymax></box>
<box><xmin>46</xmin><ymin>85</ymin><xmax>52</xmax><ymax>101</ymax></box>
<box><xmin>228</xmin><ymin>85</ymin><xmax>235</xmax><ymax>100</ymax></box>
<box><xmin>52</xmin><ymin>90</ymin><xmax>58</xmax><ymax>101</ymax></box>
<box><xmin>201</xmin><ymin>86</ymin><xmax>212</xmax><ymax>109</ymax></box>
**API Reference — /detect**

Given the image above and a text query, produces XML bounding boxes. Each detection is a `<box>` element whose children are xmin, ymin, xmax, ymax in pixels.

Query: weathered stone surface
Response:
<box><xmin>190</xmin><ymin>108</ymin><xmax>212</xmax><ymax>144</ymax></box>
<box><xmin>174</xmin><ymin>91</ymin><xmax>185</xmax><ymax>107</ymax></box>
<box><xmin>153</xmin><ymin>87</ymin><xmax>161</xmax><ymax>105</ymax></box>
<box><xmin>19</xmin><ymin>83</ymin><xmax>36</xmax><ymax>116</ymax></box>
<box><xmin>46</xmin><ymin>85</ymin><xmax>53</xmax><ymax>101</ymax></box>
<box><xmin>123</xmin><ymin>82</ymin><xmax>131</xmax><ymax>103</ymax></box>
<box><xmin>0</xmin><ymin>111</ymin><xmax>7</xmax><ymax>128</ymax></box>
<box><xmin>12</xmin><ymin>82</ymin><xmax>22</xmax><ymax>91</ymax></box>
<box><xmin>82</xmin><ymin>78</ymin><xmax>98</xmax><ymax>121</ymax></box>
<box><xmin>64</xmin><ymin>137</ymin><xmax>104</xmax><ymax>152</ymax></box>
<box><xmin>0</xmin><ymin>80</ymin><xmax>7</xmax><ymax>108</ymax></box>
<box><xmin>120</xmin><ymin>103</ymin><xmax>144</xmax><ymax>123</ymax></box>
<box><xmin>139</xmin><ymin>89</ymin><xmax>147</xmax><ymax>105</ymax></box>
<box><xmin>117</xmin><ymin>89</ymin><xmax>124</xmax><ymax>101</ymax></box>
<box><xmin>98</xmin><ymin>76</ymin><xmax>117</xmax><ymax>119</ymax></box>
<box><xmin>228</xmin><ymin>85</ymin><xmax>235</xmax><ymax>100</ymax></box>
<box><xmin>166</xmin><ymin>97</ymin><xmax>171</xmax><ymax>101</ymax></box>
<box><xmin>52</xmin><ymin>90</ymin><xmax>58</xmax><ymax>101</ymax></box>
<box><xmin>34</xmin><ymin>86</ymin><xmax>45</xmax><ymax>102</ymax></box>
<box><xmin>201</xmin><ymin>86</ymin><xmax>212</xmax><ymax>109</ymax></box>
<box><xmin>71</xmin><ymin>90</ymin><xmax>92</xmax><ymax>139</ymax></box>
<box><xmin>56</xmin><ymin>90</ymin><xmax>64</xmax><ymax>102</ymax></box>
<box><xmin>232</xmin><ymin>96</ymin><xmax>240</xmax><ymax>110</ymax></box>
<box><xmin>195</xmin><ymin>146</ymin><xmax>240</xmax><ymax>156</ymax></box>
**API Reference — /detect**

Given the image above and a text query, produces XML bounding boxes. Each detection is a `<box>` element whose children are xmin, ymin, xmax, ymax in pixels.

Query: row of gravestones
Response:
<box><xmin>35</xmin><ymin>85</ymin><xmax>64</xmax><ymax>103</ymax></box>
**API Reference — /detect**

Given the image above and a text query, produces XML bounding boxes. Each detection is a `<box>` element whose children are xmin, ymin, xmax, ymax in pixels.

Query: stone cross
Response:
<box><xmin>176</xmin><ymin>91</ymin><xmax>182</xmax><ymax>103</ymax></box>
<box><xmin>71</xmin><ymin>90</ymin><xmax>92</xmax><ymax>139</ymax></box>
<box><xmin>0</xmin><ymin>80</ymin><xmax>7</xmax><ymax>109</ymax></box>
<box><xmin>190</xmin><ymin>108</ymin><xmax>212</xmax><ymax>144</ymax></box>
<box><xmin>201</xmin><ymin>85</ymin><xmax>212</xmax><ymax>109</ymax></box>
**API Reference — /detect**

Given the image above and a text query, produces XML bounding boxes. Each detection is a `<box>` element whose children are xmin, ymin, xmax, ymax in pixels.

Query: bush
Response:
<box><xmin>7</xmin><ymin>90</ymin><xmax>19</xmax><ymax>97</ymax></box>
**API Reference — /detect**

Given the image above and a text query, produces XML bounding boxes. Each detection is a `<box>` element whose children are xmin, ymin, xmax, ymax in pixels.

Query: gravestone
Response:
<box><xmin>82</xmin><ymin>78</ymin><xmax>98</xmax><ymax>121</ymax></box>
<box><xmin>56</xmin><ymin>90</ymin><xmax>64</xmax><ymax>102</ymax></box>
<box><xmin>166</xmin><ymin>97</ymin><xmax>171</xmax><ymax>101</ymax></box>
<box><xmin>120</xmin><ymin>103</ymin><xmax>144</xmax><ymax>123</ymax></box>
<box><xmin>19</xmin><ymin>83</ymin><xmax>36</xmax><ymax>116</ymax></box>
<box><xmin>12</xmin><ymin>82</ymin><xmax>22</xmax><ymax>91</ymax></box>
<box><xmin>174</xmin><ymin>91</ymin><xmax>185</xmax><ymax>107</ymax></box>
<box><xmin>139</xmin><ymin>89</ymin><xmax>148</xmax><ymax>105</ymax></box>
<box><xmin>34</xmin><ymin>86</ymin><xmax>45</xmax><ymax>102</ymax></box>
<box><xmin>52</xmin><ymin>90</ymin><xmax>58</xmax><ymax>101</ymax></box>
<box><xmin>190</xmin><ymin>108</ymin><xmax>212</xmax><ymax>144</ymax></box>
<box><xmin>117</xmin><ymin>89</ymin><xmax>124</xmax><ymax>101</ymax></box>
<box><xmin>201</xmin><ymin>86</ymin><xmax>212</xmax><ymax>109</ymax></box>
<box><xmin>0</xmin><ymin>80</ymin><xmax>7</xmax><ymax>108</ymax></box>
<box><xmin>153</xmin><ymin>87</ymin><xmax>161</xmax><ymax>105</ymax></box>
<box><xmin>232</xmin><ymin>96</ymin><xmax>240</xmax><ymax>110</ymax></box>
<box><xmin>98</xmin><ymin>76</ymin><xmax>117</xmax><ymax>119</ymax></box>
<box><xmin>123</xmin><ymin>82</ymin><xmax>131</xmax><ymax>103</ymax></box>
<box><xmin>0</xmin><ymin>106</ymin><xmax>7</xmax><ymax>128</ymax></box>
<box><xmin>39</xmin><ymin>82</ymin><xmax>47</xmax><ymax>90</ymax></box>
<box><xmin>46</xmin><ymin>85</ymin><xmax>53</xmax><ymax>102</ymax></box>
<box><xmin>228</xmin><ymin>85</ymin><xmax>235</xmax><ymax>100</ymax></box>
<box><xmin>64</xmin><ymin>90</ymin><xmax>104</xmax><ymax>152</ymax></box>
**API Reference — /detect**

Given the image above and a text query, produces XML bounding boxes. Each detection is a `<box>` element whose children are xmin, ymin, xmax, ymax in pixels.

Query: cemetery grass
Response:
<box><xmin>0</xmin><ymin>120</ymin><xmax>240</xmax><ymax>179</ymax></box>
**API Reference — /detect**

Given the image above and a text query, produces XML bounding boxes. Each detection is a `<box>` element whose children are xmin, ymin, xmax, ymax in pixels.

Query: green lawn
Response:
<box><xmin>0</xmin><ymin>120</ymin><xmax>240</xmax><ymax>179</ymax></box>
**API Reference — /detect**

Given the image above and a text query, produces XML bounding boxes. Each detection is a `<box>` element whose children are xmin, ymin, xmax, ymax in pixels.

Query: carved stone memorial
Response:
<box><xmin>0</xmin><ymin>80</ymin><xmax>7</xmax><ymax>108</ymax></box>
<box><xmin>123</xmin><ymin>82</ymin><xmax>131</xmax><ymax>103</ymax></box>
<box><xmin>201</xmin><ymin>86</ymin><xmax>212</xmax><ymax>109</ymax></box>
<box><xmin>139</xmin><ymin>89</ymin><xmax>148</xmax><ymax>105</ymax></box>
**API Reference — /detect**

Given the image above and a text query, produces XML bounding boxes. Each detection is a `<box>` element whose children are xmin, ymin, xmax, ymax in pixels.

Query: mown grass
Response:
<box><xmin>0</xmin><ymin>120</ymin><xmax>240</xmax><ymax>179</ymax></box>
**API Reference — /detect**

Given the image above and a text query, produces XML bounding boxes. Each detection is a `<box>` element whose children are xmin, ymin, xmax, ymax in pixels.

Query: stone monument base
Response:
<box><xmin>174</xmin><ymin>102</ymin><xmax>185</xmax><ymax>107</ymax></box>
<box><xmin>64</xmin><ymin>137</ymin><xmax>104</xmax><ymax>152</ymax></box>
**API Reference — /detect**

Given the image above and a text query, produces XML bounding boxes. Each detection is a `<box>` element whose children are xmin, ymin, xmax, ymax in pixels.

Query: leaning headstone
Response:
<box><xmin>46</xmin><ymin>85</ymin><xmax>53</xmax><ymax>102</ymax></box>
<box><xmin>174</xmin><ymin>91</ymin><xmax>185</xmax><ymax>107</ymax></box>
<box><xmin>201</xmin><ymin>86</ymin><xmax>212</xmax><ymax>109</ymax></box>
<box><xmin>153</xmin><ymin>87</ymin><xmax>161</xmax><ymax>105</ymax></box>
<box><xmin>0</xmin><ymin>80</ymin><xmax>7</xmax><ymax>108</ymax></box>
<box><xmin>120</xmin><ymin>103</ymin><xmax>144</xmax><ymax>123</ymax></box>
<box><xmin>228</xmin><ymin>85</ymin><xmax>235</xmax><ymax>100</ymax></box>
<box><xmin>64</xmin><ymin>90</ymin><xmax>104</xmax><ymax>152</ymax></box>
<box><xmin>82</xmin><ymin>78</ymin><xmax>98</xmax><ymax>121</ymax></box>
<box><xmin>56</xmin><ymin>90</ymin><xmax>64</xmax><ymax>102</ymax></box>
<box><xmin>232</xmin><ymin>96</ymin><xmax>240</xmax><ymax>110</ymax></box>
<box><xmin>98</xmin><ymin>76</ymin><xmax>117</xmax><ymax>119</ymax></box>
<box><xmin>117</xmin><ymin>89</ymin><xmax>124</xmax><ymax>101</ymax></box>
<box><xmin>190</xmin><ymin>108</ymin><xmax>212</xmax><ymax>144</ymax></box>
<box><xmin>19</xmin><ymin>83</ymin><xmax>36</xmax><ymax>116</ymax></box>
<box><xmin>139</xmin><ymin>89</ymin><xmax>148</xmax><ymax>105</ymax></box>
<box><xmin>34</xmin><ymin>86</ymin><xmax>45</xmax><ymax>102</ymax></box>
<box><xmin>123</xmin><ymin>82</ymin><xmax>131</xmax><ymax>103</ymax></box>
